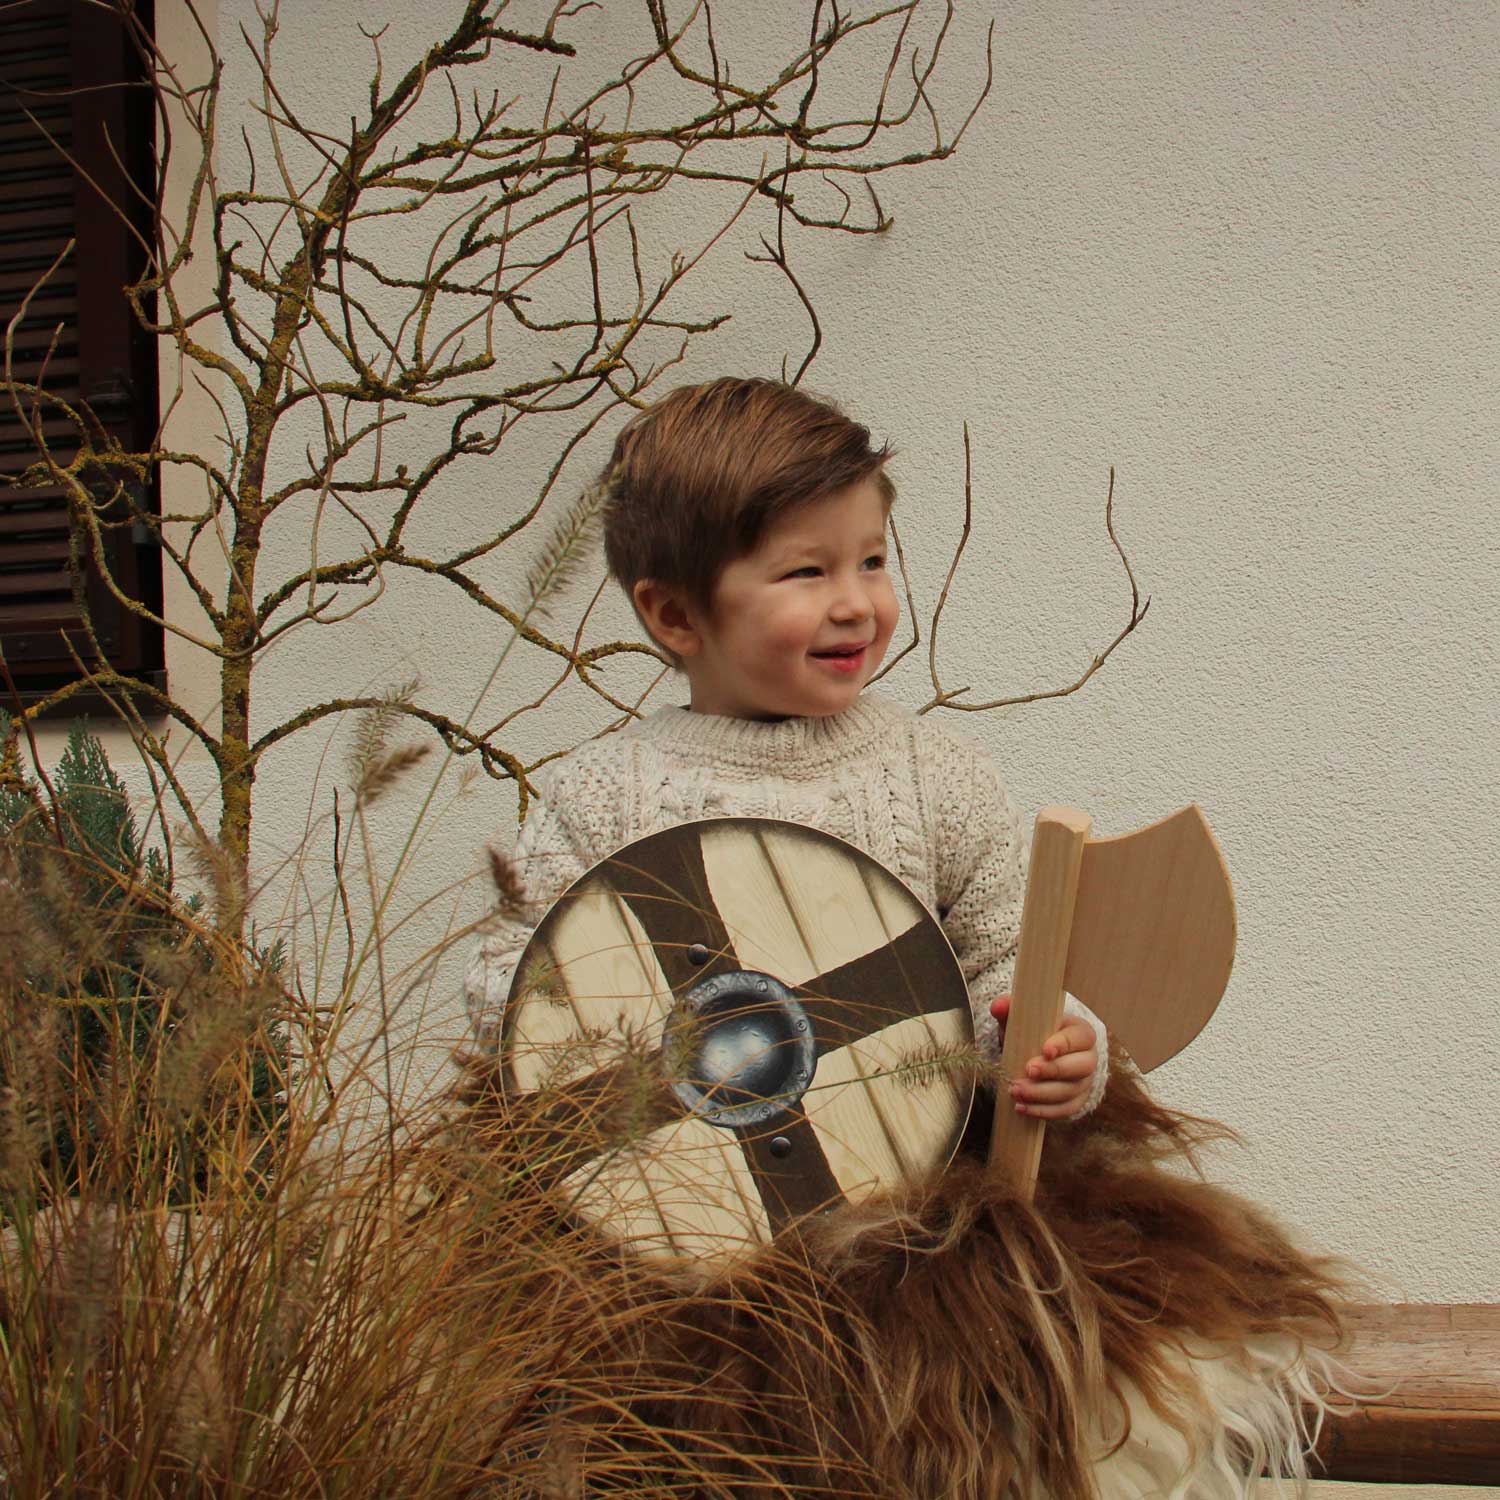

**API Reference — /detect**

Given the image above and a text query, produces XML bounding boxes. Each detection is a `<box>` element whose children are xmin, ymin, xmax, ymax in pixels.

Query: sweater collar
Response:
<box><xmin>630</xmin><ymin>693</ymin><xmax>899</xmax><ymax>777</ymax></box>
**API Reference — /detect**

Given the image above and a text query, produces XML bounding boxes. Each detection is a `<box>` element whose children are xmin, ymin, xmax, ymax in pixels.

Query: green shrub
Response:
<box><xmin>0</xmin><ymin>719</ymin><xmax>289</xmax><ymax>1208</ymax></box>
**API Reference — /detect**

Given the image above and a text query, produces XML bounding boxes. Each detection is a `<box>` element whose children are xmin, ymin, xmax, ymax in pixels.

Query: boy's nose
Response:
<box><xmin>829</xmin><ymin>588</ymin><xmax>871</xmax><ymax>622</ymax></box>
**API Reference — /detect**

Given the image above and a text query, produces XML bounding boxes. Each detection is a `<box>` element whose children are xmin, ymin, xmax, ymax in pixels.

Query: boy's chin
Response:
<box><xmin>690</xmin><ymin>664</ymin><xmax>878</xmax><ymax>720</ymax></box>
<box><xmin>784</xmin><ymin>679</ymin><xmax>873</xmax><ymax>718</ymax></box>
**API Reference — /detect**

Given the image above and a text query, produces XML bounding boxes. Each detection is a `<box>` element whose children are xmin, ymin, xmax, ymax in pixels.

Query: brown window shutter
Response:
<box><xmin>0</xmin><ymin>0</ymin><xmax>162</xmax><ymax>699</ymax></box>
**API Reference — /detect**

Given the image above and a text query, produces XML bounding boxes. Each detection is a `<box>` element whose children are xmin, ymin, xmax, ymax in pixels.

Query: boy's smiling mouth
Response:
<box><xmin>810</xmin><ymin>642</ymin><xmax>869</xmax><ymax>673</ymax></box>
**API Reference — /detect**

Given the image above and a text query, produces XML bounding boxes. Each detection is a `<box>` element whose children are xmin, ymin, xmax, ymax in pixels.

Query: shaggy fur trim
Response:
<box><xmin>450</xmin><ymin>1051</ymin><xmax>1365</xmax><ymax>1499</ymax></box>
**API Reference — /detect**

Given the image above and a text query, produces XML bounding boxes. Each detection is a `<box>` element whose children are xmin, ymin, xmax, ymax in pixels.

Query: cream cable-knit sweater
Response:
<box><xmin>463</xmin><ymin>691</ymin><xmax>1108</xmax><ymax>1117</ymax></box>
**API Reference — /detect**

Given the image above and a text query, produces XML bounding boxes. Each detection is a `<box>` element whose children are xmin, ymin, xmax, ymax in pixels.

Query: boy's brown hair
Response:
<box><xmin>601</xmin><ymin>377</ymin><xmax>895</xmax><ymax>631</ymax></box>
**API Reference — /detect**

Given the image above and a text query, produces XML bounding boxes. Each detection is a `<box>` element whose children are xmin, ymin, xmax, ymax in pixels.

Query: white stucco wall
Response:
<box><xmin>36</xmin><ymin>2</ymin><xmax>1498</xmax><ymax>1301</ymax></box>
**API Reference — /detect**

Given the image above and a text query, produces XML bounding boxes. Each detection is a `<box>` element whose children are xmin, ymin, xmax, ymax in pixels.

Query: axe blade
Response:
<box><xmin>1064</xmin><ymin>804</ymin><xmax>1236</xmax><ymax>1074</ymax></box>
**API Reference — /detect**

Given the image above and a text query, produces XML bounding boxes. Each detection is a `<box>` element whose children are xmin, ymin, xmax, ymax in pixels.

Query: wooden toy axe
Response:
<box><xmin>989</xmin><ymin>805</ymin><xmax>1237</xmax><ymax>1197</ymax></box>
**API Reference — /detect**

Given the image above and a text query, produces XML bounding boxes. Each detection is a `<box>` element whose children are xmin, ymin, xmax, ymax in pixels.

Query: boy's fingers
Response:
<box><xmin>1042</xmin><ymin>1019</ymin><xmax>1096</xmax><ymax>1060</ymax></box>
<box><xmin>1024</xmin><ymin>1048</ymin><xmax>1096</xmax><ymax>1082</ymax></box>
<box><xmin>1008</xmin><ymin>1079</ymin><xmax>1090</xmax><ymax>1118</ymax></box>
<box><xmin>1010</xmin><ymin>1079</ymin><xmax>1084</xmax><ymax>1105</ymax></box>
<box><xmin>1011</xmin><ymin>1096</ymin><xmax>1089</xmax><ymax>1120</ymax></box>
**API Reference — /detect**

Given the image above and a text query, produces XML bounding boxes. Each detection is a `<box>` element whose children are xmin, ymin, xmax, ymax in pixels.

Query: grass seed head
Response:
<box><xmin>355</xmin><ymin>740</ymin><xmax>433</xmax><ymax>809</ymax></box>
<box><xmin>180</xmin><ymin>827</ymin><xmax>248</xmax><ymax>937</ymax></box>
<box><xmin>486</xmin><ymin>842</ymin><xmax>528</xmax><ymax>922</ymax></box>
<box><xmin>524</xmin><ymin>483</ymin><xmax>605</xmax><ymax>622</ymax></box>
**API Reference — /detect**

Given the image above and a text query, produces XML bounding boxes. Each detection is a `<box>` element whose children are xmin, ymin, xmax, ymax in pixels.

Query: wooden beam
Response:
<box><xmin>1314</xmin><ymin>1303</ymin><xmax>1500</xmax><ymax>1485</ymax></box>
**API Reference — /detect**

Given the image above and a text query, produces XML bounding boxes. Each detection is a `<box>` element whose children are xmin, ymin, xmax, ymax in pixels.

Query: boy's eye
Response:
<box><xmin>781</xmin><ymin>557</ymin><xmax>884</xmax><ymax>579</ymax></box>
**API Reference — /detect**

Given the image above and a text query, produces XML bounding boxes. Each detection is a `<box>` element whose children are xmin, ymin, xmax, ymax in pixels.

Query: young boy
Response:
<box><xmin>465</xmin><ymin>377</ymin><xmax>1107</xmax><ymax>1119</ymax></box>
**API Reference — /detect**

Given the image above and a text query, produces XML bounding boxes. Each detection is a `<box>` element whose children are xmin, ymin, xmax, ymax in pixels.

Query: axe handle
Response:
<box><xmin>988</xmin><ymin>806</ymin><xmax>1092</xmax><ymax>1197</ymax></box>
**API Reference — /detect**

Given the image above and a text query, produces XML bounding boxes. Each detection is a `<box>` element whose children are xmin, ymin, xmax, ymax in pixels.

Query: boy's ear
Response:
<box><xmin>632</xmin><ymin>578</ymin><xmax>704</xmax><ymax>659</ymax></box>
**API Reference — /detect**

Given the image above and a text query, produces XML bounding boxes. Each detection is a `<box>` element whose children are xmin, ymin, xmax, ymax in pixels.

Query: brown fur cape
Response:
<box><xmin>450</xmin><ymin>1049</ymin><xmax>1361</xmax><ymax>1500</ymax></box>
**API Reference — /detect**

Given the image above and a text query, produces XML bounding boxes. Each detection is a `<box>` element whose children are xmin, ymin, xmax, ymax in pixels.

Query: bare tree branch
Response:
<box><xmin>918</xmin><ymin>463</ymin><xmax>1150</xmax><ymax>716</ymax></box>
<box><xmin>2</xmin><ymin>1</ymin><xmax>1123</xmax><ymax>936</ymax></box>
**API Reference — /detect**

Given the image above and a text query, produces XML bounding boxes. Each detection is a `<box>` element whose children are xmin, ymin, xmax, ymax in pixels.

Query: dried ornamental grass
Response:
<box><xmin>0</xmin><ymin>929</ymin><xmax>1368</xmax><ymax>1500</ymax></box>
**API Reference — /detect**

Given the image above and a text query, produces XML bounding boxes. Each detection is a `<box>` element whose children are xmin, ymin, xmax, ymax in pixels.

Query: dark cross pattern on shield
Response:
<box><xmin>500</xmin><ymin>818</ymin><xmax>975</xmax><ymax>1263</ymax></box>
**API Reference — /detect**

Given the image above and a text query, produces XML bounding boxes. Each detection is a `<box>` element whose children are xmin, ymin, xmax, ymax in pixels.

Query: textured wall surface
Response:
<box><xmin>40</xmin><ymin>2</ymin><xmax>1499</xmax><ymax>1300</ymax></box>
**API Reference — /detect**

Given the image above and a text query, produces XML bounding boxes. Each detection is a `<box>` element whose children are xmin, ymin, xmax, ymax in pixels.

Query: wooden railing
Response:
<box><xmin>1314</xmin><ymin>1304</ymin><xmax>1500</xmax><ymax>1484</ymax></box>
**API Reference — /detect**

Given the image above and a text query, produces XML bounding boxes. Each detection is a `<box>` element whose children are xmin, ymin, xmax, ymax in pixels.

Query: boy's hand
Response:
<box><xmin>989</xmin><ymin>993</ymin><xmax>1098</xmax><ymax>1120</ymax></box>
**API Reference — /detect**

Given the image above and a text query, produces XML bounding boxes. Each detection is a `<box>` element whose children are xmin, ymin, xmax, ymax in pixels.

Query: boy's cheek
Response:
<box><xmin>874</xmin><ymin>582</ymin><xmax>900</xmax><ymax>645</ymax></box>
<box><xmin>768</xmin><ymin>613</ymin><xmax>826</xmax><ymax>655</ymax></box>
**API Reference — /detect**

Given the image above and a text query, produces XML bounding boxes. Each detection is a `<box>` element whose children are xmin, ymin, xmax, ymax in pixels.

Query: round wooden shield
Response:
<box><xmin>500</xmin><ymin>817</ymin><xmax>974</xmax><ymax>1267</ymax></box>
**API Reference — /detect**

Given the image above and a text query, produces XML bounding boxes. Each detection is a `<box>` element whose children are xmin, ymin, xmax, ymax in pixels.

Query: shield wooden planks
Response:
<box><xmin>501</xmin><ymin>818</ymin><xmax>975</xmax><ymax>1267</ymax></box>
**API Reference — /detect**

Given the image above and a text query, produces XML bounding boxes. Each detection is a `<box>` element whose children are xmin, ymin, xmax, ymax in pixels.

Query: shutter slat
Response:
<box><xmin>3</xmin><ymin>142</ymin><xmax>79</xmax><ymax>178</ymax></box>
<box><xmin>0</xmin><ymin>601</ymin><xmax>80</xmax><ymax>628</ymax></box>
<box><xmin>0</xmin><ymin>567</ymin><xmax>74</xmax><ymax>598</ymax></box>
<box><xmin>0</xmin><ymin>260</ymin><xmax>77</xmax><ymax>291</ymax></box>
<box><xmin>0</xmin><ymin>353</ymin><xmax>81</xmax><ymax>388</ymax></box>
<box><xmin>0</xmin><ymin>535</ymin><xmax>69</xmax><ymax>567</ymax></box>
<box><xmin>0</xmin><ymin>416</ymin><xmax>87</xmax><ymax>449</ymax></box>
<box><xmin>0</xmin><ymin>201</ymin><xmax>76</xmax><ymax>237</ymax></box>
<box><xmin>0</xmin><ymin>29</ymin><xmax>69</xmax><ymax>55</ymax></box>
<box><xmin>0</xmin><ymin>323</ymin><xmax>78</xmax><ymax>355</ymax></box>
<box><xmin>0</xmin><ymin>107</ymin><xmax>71</xmax><ymax>139</ymax></box>
<box><xmin>0</xmin><ymin>304</ymin><xmax>83</xmax><ymax>337</ymax></box>
<box><xmin>0</xmin><ymin>64</ymin><xmax>72</xmax><ymax>94</ymax></box>
<box><xmin>0</xmin><ymin>510</ymin><xmax>70</xmax><ymax>540</ymax></box>
<box><xmin>1</xmin><ymin>283</ymin><xmax>78</xmax><ymax>304</ymax></box>
<box><xmin>0</xmin><ymin>279</ymin><xmax>79</xmax><ymax>309</ymax></box>
<box><xmin>0</xmin><ymin>483</ymin><xmax>71</xmax><ymax>507</ymax></box>
<box><xmin>0</xmin><ymin>351</ymin><xmax>84</xmax><ymax>393</ymax></box>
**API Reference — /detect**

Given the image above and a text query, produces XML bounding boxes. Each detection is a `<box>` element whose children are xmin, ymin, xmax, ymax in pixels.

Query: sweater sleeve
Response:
<box><xmin>928</xmin><ymin>730</ymin><xmax>1109</xmax><ymax>1118</ymax></box>
<box><xmin>461</xmin><ymin>783</ymin><xmax>597</xmax><ymax>1050</ymax></box>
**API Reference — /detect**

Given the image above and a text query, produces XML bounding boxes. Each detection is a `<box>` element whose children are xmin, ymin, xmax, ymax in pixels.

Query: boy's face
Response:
<box><xmin>675</xmin><ymin>477</ymin><xmax>899</xmax><ymax>721</ymax></box>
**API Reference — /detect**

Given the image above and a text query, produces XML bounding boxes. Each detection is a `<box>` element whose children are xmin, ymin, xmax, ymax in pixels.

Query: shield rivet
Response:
<box><xmin>687</xmin><ymin>943</ymin><xmax>711</xmax><ymax>966</ymax></box>
<box><xmin>769</xmin><ymin>1136</ymin><xmax>793</xmax><ymax>1159</ymax></box>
